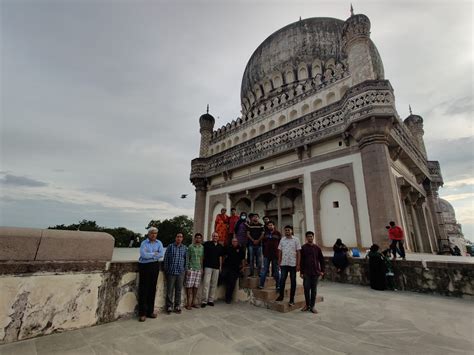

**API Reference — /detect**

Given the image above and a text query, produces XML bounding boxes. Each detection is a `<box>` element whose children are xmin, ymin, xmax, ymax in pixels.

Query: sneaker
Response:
<box><xmin>138</xmin><ymin>316</ymin><xmax>146</xmax><ymax>322</ymax></box>
<box><xmin>301</xmin><ymin>305</ymin><xmax>308</xmax><ymax>312</ymax></box>
<box><xmin>257</xmin><ymin>285</ymin><xmax>264</xmax><ymax>289</ymax></box>
<box><xmin>166</xmin><ymin>307</ymin><xmax>172</xmax><ymax>314</ymax></box>
<box><xmin>288</xmin><ymin>301</ymin><xmax>295</xmax><ymax>307</ymax></box>
<box><xmin>174</xmin><ymin>307</ymin><xmax>182</xmax><ymax>314</ymax></box>
<box><xmin>275</xmin><ymin>296</ymin><xmax>284</xmax><ymax>302</ymax></box>
<box><xmin>201</xmin><ymin>303</ymin><xmax>207</xmax><ymax>308</ymax></box>
<box><xmin>207</xmin><ymin>302</ymin><xmax>215</xmax><ymax>307</ymax></box>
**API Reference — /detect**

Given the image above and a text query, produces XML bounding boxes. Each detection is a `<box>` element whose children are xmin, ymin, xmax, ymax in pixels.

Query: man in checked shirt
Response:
<box><xmin>163</xmin><ymin>232</ymin><xmax>187</xmax><ymax>314</ymax></box>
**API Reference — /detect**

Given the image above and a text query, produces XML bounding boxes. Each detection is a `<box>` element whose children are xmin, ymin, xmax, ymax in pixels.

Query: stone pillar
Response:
<box><xmin>413</xmin><ymin>196</ymin><xmax>432</xmax><ymax>253</ymax></box>
<box><xmin>277</xmin><ymin>194</ymin><xmax>282</xmax><ymax>232</ymax></box>
<box><xmin>191</xmin><ymin>178</ymin><xmax>207</xmax><ymax>234</ymax></box>
<box><xmin>350</xmin><ymin>117</ymin><xmax>401</xmax><ymax>247</ymax></box>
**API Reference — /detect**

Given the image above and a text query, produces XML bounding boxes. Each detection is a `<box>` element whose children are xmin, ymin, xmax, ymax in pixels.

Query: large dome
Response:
<box><xmin>241</xmin><ymin>17</ymin><xmax>346</xmax><ymax>103</ymax></box>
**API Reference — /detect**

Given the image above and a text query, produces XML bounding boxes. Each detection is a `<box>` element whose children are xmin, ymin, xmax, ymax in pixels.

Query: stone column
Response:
<box><xmin>191</xmin><ymin>178</ymin><xmax>207</xmax><ymax>235</ymax></box>
<box><xmin>277</xmin><ymin>194</ymin><xmax>282</xmax><ymax>232</ymax></box>
<box><xmin>350</xmin><ymin>117</ymin><xmax>402</xmax><ymax>247</ymax></box>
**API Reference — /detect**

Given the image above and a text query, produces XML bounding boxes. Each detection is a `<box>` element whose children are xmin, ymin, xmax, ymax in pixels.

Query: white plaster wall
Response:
<box><xmin>204</xmin><ymin>153</ymin><xmax>373</xmax><ymax>247</ymax></box>
<box><xmin>319</xmin><ymin>182</ymin><xmax>358</xmax><ymax>247</ymax></box>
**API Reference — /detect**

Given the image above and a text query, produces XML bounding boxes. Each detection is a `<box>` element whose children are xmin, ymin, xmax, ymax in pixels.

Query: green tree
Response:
<box><xmin>48</xmin><ymin>220</ymin><xmax>142</xmax><ymax>247</ymax></box>
<box><xmin>146</xmin><ymin>215</ymin><xmax>193</xmax><ymax>246</ymax></box>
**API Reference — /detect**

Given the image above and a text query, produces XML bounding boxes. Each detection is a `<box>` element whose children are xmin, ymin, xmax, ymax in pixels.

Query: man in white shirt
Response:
<box><xmin>275</xmin><ymin>225</ymin><xmax>301</xmax><ymax>306</ymax></box>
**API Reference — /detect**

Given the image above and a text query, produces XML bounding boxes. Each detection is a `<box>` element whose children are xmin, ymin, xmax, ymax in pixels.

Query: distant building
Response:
<box><xmin>439</xmin><ymin>198</ymin><xmax>468</xmax><ymax>254</ymax></box>
<box><xmin>190</xmin><ymin>11</ymin><xmax>460</xmax><ymax>253</ymax></box>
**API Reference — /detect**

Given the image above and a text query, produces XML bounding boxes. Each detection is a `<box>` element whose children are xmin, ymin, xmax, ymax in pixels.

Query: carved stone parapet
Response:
<box><xmin>428</xmin><ymin>160</ymin><xmax>443</xmax><ymax>185</ymax></box>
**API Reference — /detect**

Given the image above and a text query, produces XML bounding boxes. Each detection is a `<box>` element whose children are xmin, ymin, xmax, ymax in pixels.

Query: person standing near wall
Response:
<box><xmin>184</xmin><ymin>233</ymin><xmax>204</xmax><ymax>310</ymax></box>
<box><xmin>259</xmin><ymin>221</ymin><xmax>281</xmax><ymax>289</ymax></box>
<box><xmin>300</xmin><ymin>231</ymin><xmax>325</xmax><ymax>313</ymax></box>
<box><xmin>228</xmin><ymin>208</ymin><xmax>240</xmax><ymax>244</ymax></box>
<box><xmin>215</xmin><ymin>208</ymin><xmax>229</xmax><ymax>245</ymax></box>
<box><xmin>223</xmin><ymin>237</ymin><xmax>246</xmax><ymax>304</ymax></box>
<box><xmin>276</xmin><ymin>225</ymin><xmax>301</xmax><ymax>306</ymax></box>
<box><xmin>246</xmin><ymin>213</ymin><xmax>264</xmax><ymax>277</ymax></box>
<box><xmin>163</xmin><ymin>233</ymin><xmax>187</xmax><ymax>314</ymax></box>
<box><xmin>201</xmin><ymin>232</ymin><xmax>224</xmax><ymax>307</ymax></box>
<box><xmin>234</xmin><ymin>212</ymin><xmax>248</xmax><ymax>256</ymax></box>
<box><xmin>138</xmin><ymin>227</ymin><xmax>164</xmax><ymax>322</ymax></box>
<box><xmin>388</xmin><ymin>221</ymin><xmax>406</xmax><ymax>260</ymax></box>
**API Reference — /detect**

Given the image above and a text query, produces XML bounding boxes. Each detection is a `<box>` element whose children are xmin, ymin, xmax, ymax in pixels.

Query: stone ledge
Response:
<box><xmin>0</xmin><ymin>261</ymin><xmax>108</xmax><ymax>275</ymax></box>
<box><xmin>0</xmin><ymin>227</ymin><xmax>115</xmax><ymax>262</ymax></box>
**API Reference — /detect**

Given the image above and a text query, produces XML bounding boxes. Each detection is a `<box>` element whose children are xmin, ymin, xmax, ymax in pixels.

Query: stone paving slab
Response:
<box><xmin>1</xmin><ymin>282</ymin><xmax>473</xmax><ymax>355</ymax></box>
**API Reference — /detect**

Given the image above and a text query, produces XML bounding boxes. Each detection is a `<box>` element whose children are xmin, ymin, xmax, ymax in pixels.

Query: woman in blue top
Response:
<box><xmin>138</xmin><ymin>227</ymin><xmax>164</xmax><ymax>322</ymax></box>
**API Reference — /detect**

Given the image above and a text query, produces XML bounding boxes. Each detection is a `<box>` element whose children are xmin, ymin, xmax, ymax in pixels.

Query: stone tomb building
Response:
<box><xmin>190</xmin><ymin>13</ymin><xmax>451</xmax><ymax>253</ymax></box>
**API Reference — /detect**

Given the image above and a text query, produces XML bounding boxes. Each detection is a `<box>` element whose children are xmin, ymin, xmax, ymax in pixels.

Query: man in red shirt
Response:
<box><xmin>388</xmin><ymin>221</ymin><xmax>406</xmax><ymax>260</ymax></box>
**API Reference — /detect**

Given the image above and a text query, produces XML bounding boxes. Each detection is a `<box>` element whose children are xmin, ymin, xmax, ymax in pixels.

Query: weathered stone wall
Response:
<box><xmin>322</xmin><ymin>256</ymin><xmax>474</xmax><ymax>298</ymax></box>
<box><xmin>0</xmin><ymin>261</ymin><xmax>244</xmax><ymax>344</ymax></box>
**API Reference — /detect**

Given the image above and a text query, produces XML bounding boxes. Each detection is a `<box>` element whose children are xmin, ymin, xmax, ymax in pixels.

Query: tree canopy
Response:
<box><xmin>48</xmin><ymin>219</ymin><xmax>142</xmax><ymax>247</ymax></box>
<box><xmin>146</xmin><ymin>215</ymin><xmax>194</xmax><ymax>246</ymax></box>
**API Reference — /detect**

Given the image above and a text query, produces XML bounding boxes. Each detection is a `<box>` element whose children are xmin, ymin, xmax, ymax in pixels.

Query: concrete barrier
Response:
<box><xmin>0</xmin><ymin>227</ymin><xmax>114</xmax><ymax>262</ymax></box>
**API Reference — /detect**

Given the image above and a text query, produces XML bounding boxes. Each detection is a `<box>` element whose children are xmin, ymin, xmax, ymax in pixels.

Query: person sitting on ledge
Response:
<box><xmin>332</xmin><ymin>238</ymin><xmax>349</xmax><ymax>272</ymax></box>
<box><xmin>367</xmin><ymin>244</ymin><xmax>387</xmax><ymax>291</ymax></box>
<box><xmin>138</xmin><ymin>227</ymin><xmax>164</xmax><ymax>322</ymax></box>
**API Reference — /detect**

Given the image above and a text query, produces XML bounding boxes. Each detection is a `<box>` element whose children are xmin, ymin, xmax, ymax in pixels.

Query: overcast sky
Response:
<box><xmin>1</xmin><ymin>0</ymin><xmax>472</xmax><ymax>240</ymax></box>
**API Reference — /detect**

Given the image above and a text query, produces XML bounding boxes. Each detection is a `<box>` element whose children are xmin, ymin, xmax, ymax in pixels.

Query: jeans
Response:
<box><xmin>259</xmin><ymin>257</ymin><xmax>279</xmax><ymax>288</ymax></box>
<box><xmin>138</xmin><ymin>262</ymin><xmax>160</xmax><ymax>316</ymax></box>
<box><xmin>279</xmin><ymin>266</ymin><xmax>297</xmax><ymax>302</ymax></box>
<box><xmin>202</xmin><ymin>267</ymin><xmax>219</xmax><ymax>303</ymax></box>
<box><xmin>248</xmin><ymin>245</ymin><xmax>262</xmax><ymax>276</ymax></box>
<box><xmin>166</xmin><ymin>272</ymin><xmax>185</xmax><ymax>309</ymax></box>
<box><xmin>390</xmin><ymin>240</ymin><xmax>405</xmax><ymax>258</ymax></box>
<box><xmin>303</xmin><ymin>274</ymin><xmax>319</xmax><ymax>308</ymax></box>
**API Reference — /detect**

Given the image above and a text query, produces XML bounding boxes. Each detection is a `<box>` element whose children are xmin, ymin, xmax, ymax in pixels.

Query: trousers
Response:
<box><xmin>138</xmin><ymin>262</ymin><xmax>160</xmax><ymax>316</ymax></box>
<box><xmin>202</xmin><ymin>267</ymin><xmax>219</xmax><ymax>303</ymax></box>
<box><xmin>166</xmin><ymin>272</ymin><xmax>185</xmax><ymax>308</ymax></box>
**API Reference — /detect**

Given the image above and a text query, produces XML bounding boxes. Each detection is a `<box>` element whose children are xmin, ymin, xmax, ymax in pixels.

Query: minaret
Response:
<box><xmin>404</xmin><ymin>107</ymin><xmax>428</xmax><ymax>160</ymax></box>
<box><xmin>199</xmin><ymin>105</ymin><xmax>215</xmax><ymax>157</ymax></box>
<box><xmin>342</xmin><ymin>8</ymin><xmax>384</xmax><ymax>85</ymax></box>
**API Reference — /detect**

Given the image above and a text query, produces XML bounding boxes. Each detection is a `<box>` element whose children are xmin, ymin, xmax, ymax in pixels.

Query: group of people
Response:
<box><xmin>137</xmin><ymin>228</ymin><xmax>240</xmax><ymax>321</ymax></box>
<box><xmin>137</xmin><ymin>210</ymin><xmax>326</xmax><ymax>321</ymax></box>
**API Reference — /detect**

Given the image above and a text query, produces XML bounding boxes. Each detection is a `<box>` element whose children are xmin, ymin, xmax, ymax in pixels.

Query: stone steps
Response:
<box><xmin>240</xmin><ymin>275</ymin><xmax>324</xmax><ymax>313</ymax></box>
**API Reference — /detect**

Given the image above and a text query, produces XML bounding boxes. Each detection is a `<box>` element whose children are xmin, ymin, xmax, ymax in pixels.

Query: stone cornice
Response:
<box><xmin>191</xmin><ymin>80</ymin><xmax>430</xmax><ymax>183</ymax></box>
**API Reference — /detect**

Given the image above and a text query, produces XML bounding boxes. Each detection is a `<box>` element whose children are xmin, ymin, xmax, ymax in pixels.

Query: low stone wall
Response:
<box><xmin>0</xmin><ymin>261</ymin><xmax>247</xmax><ymax>344</ymax></box>
<box><xmin>322</xmin><ymin>256</ymin><xmax>474</xmax><ymax>298</ymax></box>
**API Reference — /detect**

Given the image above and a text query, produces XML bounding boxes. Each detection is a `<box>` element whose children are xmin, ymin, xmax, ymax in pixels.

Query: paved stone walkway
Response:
<box><xmin>1</xmin><ymin>283</ymin><xmax>473</xmax><ymax>355</ymax></box>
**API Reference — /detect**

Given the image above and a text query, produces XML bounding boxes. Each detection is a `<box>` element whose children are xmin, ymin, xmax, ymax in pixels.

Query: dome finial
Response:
<box><xmin>206</xmin><ymin>104</ymin><xmax>209</xmax><ymax>114</ymax></box>
<box><xmin>409</xmin><ymin>104</ymin><xmax>412</xmax><ymax>115</ymax></box>
<box><xmin>350</xmin><ymin>3</ymin><xmax>354</xmax><ymax>16</ymax></box>
<box><xmin>299</xmin><ymin>16</ymin><xmax>302</xmax><ymax>21</ymax></box>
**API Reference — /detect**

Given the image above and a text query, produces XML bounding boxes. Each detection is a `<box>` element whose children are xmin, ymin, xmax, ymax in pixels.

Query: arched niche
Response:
<box><xmin>313</xmin><ymin>98</ymin><xmax>323</xmax><ymax>110</ymax></box>
<box><xmin>301</xmin><ymin>103</ymin><xmax>310</xmax><ymax>115</ymax></box>
<box><xmin>326</xmin><ymin>92</ymin><xmax>336</xmax><ymax>104</ymax></box>
<box><xmin>289</xmin><ymin>109</ymin><xmax>298</xmax><ymax>120</ymax></box>
<box><xmin>319</xmin><ymin>182</ymin><xmax>357</xmax><ymax>247</ymax></box>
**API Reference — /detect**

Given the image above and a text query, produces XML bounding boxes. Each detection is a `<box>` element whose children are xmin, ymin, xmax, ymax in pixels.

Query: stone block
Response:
<box><xmin>0</xmin><ymin>227</ymin><xmax>42</xmax><ymax>261</ymax></box>
<box><xmin>35</xmin><ymin>229</ymin><xmax>114</xmax><ymax>261</ymax></box>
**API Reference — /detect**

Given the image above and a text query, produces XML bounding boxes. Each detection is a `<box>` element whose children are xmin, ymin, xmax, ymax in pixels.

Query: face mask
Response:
<box><xmin>241</xmin><ymin>216</ymin><xmax>246</xmax><ymax>220</ymax></box>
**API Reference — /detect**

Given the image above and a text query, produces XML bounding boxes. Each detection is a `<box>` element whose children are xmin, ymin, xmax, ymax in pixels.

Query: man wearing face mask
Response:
<box><xmin>234</xmin><ymin>212</ymin><xmax>248</xmax><ymax>257</ymax></box>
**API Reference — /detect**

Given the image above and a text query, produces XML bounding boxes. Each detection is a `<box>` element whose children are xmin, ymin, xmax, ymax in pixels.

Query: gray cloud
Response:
<box><xmin>0</xmin><ymin>174</ymin><xmax>48</xmax><ymax>187</ymax></box>
<box><xmin>1</xmin><ymin>0</ymin><xmax>472</xmax><ymax>237</ymax></box>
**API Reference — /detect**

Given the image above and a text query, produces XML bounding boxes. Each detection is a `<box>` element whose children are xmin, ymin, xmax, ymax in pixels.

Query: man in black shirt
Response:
<box><xmin>223</xmin><ymin>237</ymin><xmax>246</xmax><ymax>303</ymax></box>
<box><xmin>246</xmin><ymin>213</ymin><xmax>264</xmax><ymax>277</ymax></box>
<box><xmin>201</xmin><ymin>232</ymin><xmax>224</xmax><ymax>307</ymax></box>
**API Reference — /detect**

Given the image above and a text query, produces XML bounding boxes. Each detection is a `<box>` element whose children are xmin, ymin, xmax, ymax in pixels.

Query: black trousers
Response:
<box><xmin>279</xmin><ymin>266</ymin><xmax>296</xmax><ymax>302</ymax></box>
<box><xmin>390</xmin><ymin>240</ymin><xmax>405</xmax><ymax>258</ymax></box>
<box><xmin>225</xmin><ymin>270</ymin><xmax>240</xmax><ymax>303</ymax></box>
<box><xmin>138</xmin><ymin>262</ymin><xmax>160</xmax><ymax>317</ymax></box>
<box><xmin>303</xmin><ymin>274</ymin><xmax>319</xmax><ymax>308</ymax></box>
